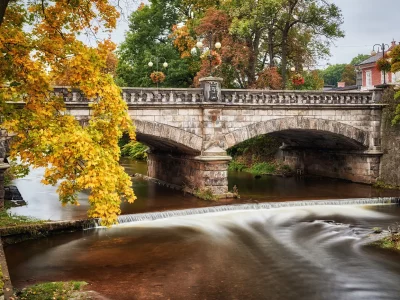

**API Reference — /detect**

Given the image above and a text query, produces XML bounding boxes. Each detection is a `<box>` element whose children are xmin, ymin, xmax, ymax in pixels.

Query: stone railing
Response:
<box><xmin>53</xmin><ymin>86</ymin><xmax>377</xmax><ymax>106</ymax></box>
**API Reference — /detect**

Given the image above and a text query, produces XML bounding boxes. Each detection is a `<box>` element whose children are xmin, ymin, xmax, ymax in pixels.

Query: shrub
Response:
<box><xmin>248</xmin><ymin>162</ymin><xmax>276</xmax><ymax>175</ymax></box>
<box><xmin>228</xmin><ymin>160</ymin><xmax>247</xmax><ymax>171</ymax></box>
<box><xmin>121</xmin><ymin>141</ymin><xmax>148</xmax><ymax>160</ymax></box>
<box><xmin>194</xmin><ymin>188</ymin><xmax>216</xmax><ymax>201</ymax></box>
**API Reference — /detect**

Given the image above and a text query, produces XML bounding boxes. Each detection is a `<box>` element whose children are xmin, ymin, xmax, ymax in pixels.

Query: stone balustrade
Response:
<box><xmin>53</xmin><ymin>86</ymin><xmax>377</xmax><ymax>106</ymax></box>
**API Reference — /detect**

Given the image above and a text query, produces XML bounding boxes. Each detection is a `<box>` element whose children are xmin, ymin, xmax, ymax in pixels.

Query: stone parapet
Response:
<box><xmin>53</xmin><ymin>86</ymin><xmax>377</xmax><ymax>106</ymax></box>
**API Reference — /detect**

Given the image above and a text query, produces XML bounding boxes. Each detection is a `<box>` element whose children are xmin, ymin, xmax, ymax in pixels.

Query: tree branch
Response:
<box><xmin>0</xmin><ymin>0</ymin><xmax>10</xmax><ymax>27</ymax></box>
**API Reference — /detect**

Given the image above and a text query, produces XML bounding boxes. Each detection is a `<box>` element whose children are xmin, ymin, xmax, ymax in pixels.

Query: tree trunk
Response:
<box><xmin>268</xmin><ymin>29</ymin><xmax>275</xmax><ymax>67</ymax></box>
<box><xmin>246</xmin><ymin>31</ymin><xmax>261</xmax><ymax>87</ymax></box>
<box><xmin>0</xmin><ymin>0</ymin><xmax>10</xmax><ymax>27</ymax></box>
<box><xmin>281</xmin><ymin>29</ymin><xmax>289</xmax><ymax>89</ymax></box>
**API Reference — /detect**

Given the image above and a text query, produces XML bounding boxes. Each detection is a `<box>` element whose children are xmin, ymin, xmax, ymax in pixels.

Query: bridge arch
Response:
<box><xmin>134</xmin><ymin>120</ymin><xmax>202</xmax><ymax>155</ymax></box>
<box><xmin>223</xmin><ymin>117</ymin><xmax>370</xmax><ymax>150</ymax></box>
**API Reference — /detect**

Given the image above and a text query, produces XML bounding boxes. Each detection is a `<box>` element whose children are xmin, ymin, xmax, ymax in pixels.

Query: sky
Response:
<box><xmin>109</xmin><ymin>0</ymin><xmax>400</xmax><ymax>67</ymax></box>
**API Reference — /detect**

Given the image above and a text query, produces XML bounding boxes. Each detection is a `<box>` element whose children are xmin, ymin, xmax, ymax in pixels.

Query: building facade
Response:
<box><xmin>358</xmin><ymin>41</ymin><xmax>399</xmax><ymax>90</ymax></box>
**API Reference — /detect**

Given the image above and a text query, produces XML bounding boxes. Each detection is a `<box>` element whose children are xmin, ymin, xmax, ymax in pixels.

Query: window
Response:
<box><xmin>366</xmin><ymin>70</ymin><xmax>372</xmax><ymax>87</ymax></box>
<box><xmin>393</xmin><ymin>72</ymin><xmax>400</xmax><ymax>83</ymax></box>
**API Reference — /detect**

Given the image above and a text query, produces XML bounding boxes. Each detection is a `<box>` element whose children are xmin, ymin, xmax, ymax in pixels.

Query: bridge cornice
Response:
<box><xmin>62</xmin><ymin>102</ymin><xmax>386</xmax><ymax>110</ymax></box>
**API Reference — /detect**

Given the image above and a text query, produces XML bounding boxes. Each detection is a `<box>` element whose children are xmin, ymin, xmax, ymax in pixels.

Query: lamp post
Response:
<box><xmin>371</xmin><ymin>43</ymin><xmax>390</xmax><ymax>84</ymax></box>
<box><xmin>148</xmin><ymin>56</ymin><xmax>168</xmax><ymax>88</ymax></box>
<box><xmin>196</xmin><ymin>31</ymin><xmax>222</xmax><ymax>76</ymax></box>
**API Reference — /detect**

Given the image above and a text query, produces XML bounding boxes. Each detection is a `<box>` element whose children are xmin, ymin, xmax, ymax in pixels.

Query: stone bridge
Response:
<box><xmin>56</xmin><ymin>79</ymin><xmax>384</xmax><ymax>197</ymax></box>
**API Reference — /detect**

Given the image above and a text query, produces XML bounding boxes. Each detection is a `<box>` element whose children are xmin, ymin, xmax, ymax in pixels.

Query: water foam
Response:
<box><xmin>111</xmin><ymin>197</ymin><xmax>400</xmax><ymax>226</ymax></box>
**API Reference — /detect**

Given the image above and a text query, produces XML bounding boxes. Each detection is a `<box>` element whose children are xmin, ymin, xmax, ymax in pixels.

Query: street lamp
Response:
<box><xmin>372</xmin><ymin>43</ymin><xmax>390</xmax><ymax>84</ymax></box>
<box><xmin>147</xmin><ymin>57</ymin><xmax>168</xmax><ymax>70</ymax></box>
<box><xmin>148</xmin><ymin>56</ymin><xmax>168</xmax><ymax>88</ymax></box>
<box><xmin>196</xmin><ymin>31</ymin><xmax>222</xmax><ymax>76</ymax></box>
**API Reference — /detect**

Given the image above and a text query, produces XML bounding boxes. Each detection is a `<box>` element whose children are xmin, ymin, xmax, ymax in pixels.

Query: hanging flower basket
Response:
<box><xmin>292</xmin><ymin>73</ymin><xmax>305</xmax><ymax>86</ymax></box>
<box><xmin>376</xmin><ymin>58</ymin><xmax>391</xmax><ymax>72</ymax></box>
<box><xmin>150</xmin><ymin>71</ymin><xmax>166</xmax><ymax>83</ymax></box>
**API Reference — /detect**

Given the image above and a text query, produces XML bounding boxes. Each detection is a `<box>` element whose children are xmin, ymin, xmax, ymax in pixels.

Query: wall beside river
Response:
<box><xmin>379</xmin><ymin>87</ymin><xmax>400</xmax><ymax>187</ymax></box>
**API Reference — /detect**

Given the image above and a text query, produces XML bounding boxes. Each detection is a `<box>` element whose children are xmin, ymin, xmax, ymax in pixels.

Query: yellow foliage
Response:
<box><xmin>0</xmin><ymin>0</ymin><xmax>136</xmax><ymax>226</ymax></box>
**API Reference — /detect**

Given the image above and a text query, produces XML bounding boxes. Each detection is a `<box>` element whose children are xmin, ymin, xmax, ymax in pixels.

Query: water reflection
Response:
<box><xmin>5</xmin><ymin>205</ymin><xmax>400</xmax><ymax>299</ymax></box>
<box><xmin>9</xmin><ymin>158</ymin><xmax>400</xmax><ymax>221</ymax></box>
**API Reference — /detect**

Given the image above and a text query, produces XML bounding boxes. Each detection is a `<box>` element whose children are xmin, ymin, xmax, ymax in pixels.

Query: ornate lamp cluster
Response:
<box><xmin>147</xmin><ymin>56</ymin><xmax>168</xmax><ymax>86</ymax></box>
<box><xmin>195</xmin><ymin>31</ymin><xmax>222</xmax><ymax>76</ymax></box>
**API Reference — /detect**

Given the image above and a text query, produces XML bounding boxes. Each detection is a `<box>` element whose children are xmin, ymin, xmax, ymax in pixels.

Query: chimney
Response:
<box><xmin>391</xmin><ymin>40</ymin><xmax>396</xmax><ymax>47</ymax></box>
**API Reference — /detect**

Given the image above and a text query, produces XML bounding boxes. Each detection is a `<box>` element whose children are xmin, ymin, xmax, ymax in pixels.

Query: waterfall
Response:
<box><xmin>110</xmin><ymin>197</ymin><xmax>400</xmax><ymax>226</ymax></box>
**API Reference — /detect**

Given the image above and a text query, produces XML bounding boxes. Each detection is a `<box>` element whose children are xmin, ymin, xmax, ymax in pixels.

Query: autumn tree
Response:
<box><xmin>341</xmin><ymin>64</ymin><xmax>356</xmax><ymax>86</ymax></box>
<box><xmin>0</xmin><ymin>0</ymin><xmax>136</xmax><ymax>225</ymax></box>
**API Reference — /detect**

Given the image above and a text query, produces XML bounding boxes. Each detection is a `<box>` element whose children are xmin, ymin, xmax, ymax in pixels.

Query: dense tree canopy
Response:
<box><xmin>0</xmin><ymin>0</ymin><xmax>135</xmax><ymax>225</ymax></box>
<box><xmin>322</xmin><ymin>64</ymin><xmax>346</xmax><ymax>86</ymax></box>
<box><xmin>117</xmin><ymin>0</ymin><xmax>345</xmax><ymax>89</ymax></box>
<box><xmin>116</xmin><ymin>0</ymin><xmax>198</xmax><ymax>87</ymax></box>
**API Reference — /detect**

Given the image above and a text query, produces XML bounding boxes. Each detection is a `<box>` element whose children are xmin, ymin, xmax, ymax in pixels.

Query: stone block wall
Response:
<box><xmin>147</xmin><ymin>153</ymin><xmax>229</xmax><ymax>195</ymax></box>
<box><xmin>281</xmin><ymin>149</ymin><xmax>381</xmax><ymax>184</ymax></box>
<box><xmin>378</xmin><ymin>88</ymin><xmax>400</xmax><ymax>186</ymax></box>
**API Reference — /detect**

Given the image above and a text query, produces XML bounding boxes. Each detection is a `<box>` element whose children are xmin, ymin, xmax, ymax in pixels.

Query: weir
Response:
<box><xmin>54</xmin><ymin>80</ymin><xmax>385</xmax><ymax>197</ymax></box>
<box><xmin>114</xmin><ymin>197</ymin><xmax>400</xmax><ymax>225</ymax></box>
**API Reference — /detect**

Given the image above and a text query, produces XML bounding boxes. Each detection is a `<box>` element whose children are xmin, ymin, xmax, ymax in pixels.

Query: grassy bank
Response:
<box><xmin>229</xmin><ymin>160</ymin><xmax>292</xmax><ymax>176</ymax></box>
<box><xmin>16</xmin><ymin>281</ymin><xmax>88</xmax><ymax>300</ymax></box>
<box><xmin>227</xmin><ymin>135</ymin><xmax>292</xmax><ymax>176</ymax></box>
<box><xmin>0</xmin><ymin>207</ymin><xmax>44</xmax><ymax>228</ymax></box>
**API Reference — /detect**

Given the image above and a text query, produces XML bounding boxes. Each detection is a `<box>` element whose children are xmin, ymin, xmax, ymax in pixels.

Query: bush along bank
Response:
<box><xmin>227</xmin><ymin>135</ymin><xmax>293</xmax><ymax>177</ymax></box>
<box><xmin>119</xmin><ymin>133</ymin><xmax>148</xmax><ymax>160</ymax></box>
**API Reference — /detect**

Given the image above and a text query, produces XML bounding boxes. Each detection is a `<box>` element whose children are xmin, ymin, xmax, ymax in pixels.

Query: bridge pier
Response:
<box><xmin>147</xmin><ymin>149</ymin><xmax>232</xmax><ymax>197</ymax></box>
<box><xmin>280</xmin><ymin>148</ymin><xmax>382</xmax><ymax>184</ymax></box>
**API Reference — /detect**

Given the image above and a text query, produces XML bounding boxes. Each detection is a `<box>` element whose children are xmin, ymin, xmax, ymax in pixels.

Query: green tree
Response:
<box><xmin>350</xmin><ymin>54</ymin><xmax>370</xmax><ymax>66</ymax></box>
<box><xmin>117</xmin><ymin>1</ymin><xmax>198</xmax><ymax>87</ymax></box>
<box><xmin>118</xmin><ymin>0</ymin><xmax>345</xmax><ymax>89</ymax></box>
<box><xmin>322</xmin><ymin>64</ymin><xmax>346</xmax><ymax>86</ymax></box>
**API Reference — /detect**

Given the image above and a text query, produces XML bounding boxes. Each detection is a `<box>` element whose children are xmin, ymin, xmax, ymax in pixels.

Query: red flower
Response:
<box><xmin>292</xmin><ymin>74</ymin><xmax>305</xmax><ymax>86</ymax></box>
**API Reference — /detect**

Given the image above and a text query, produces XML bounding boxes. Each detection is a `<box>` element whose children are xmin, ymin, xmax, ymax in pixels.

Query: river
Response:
<box><xmin>9</xmin><ymin>158</ymin><xmax>400</xmax><ymax>220</ymax></box>
<box><xmin>5</xmin><ymin>158</ymin><xmax>400</xmax><ymax>299</ymax></box>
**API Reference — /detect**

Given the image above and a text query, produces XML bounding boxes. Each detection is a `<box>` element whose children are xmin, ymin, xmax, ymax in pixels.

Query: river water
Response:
<box><xmin>5</xmin><ymin>205</ymin><xmax>400</xmax><ymax>299</ymax></box>
<box><xmin>5</xmin><ymin>158</ymin><xmax>400</xmax><ymax>299</ymax></box>
<box><xmin>9</xmin><ymin>158</ymin><xmax>400</xmax><ymax>220</ymax></box>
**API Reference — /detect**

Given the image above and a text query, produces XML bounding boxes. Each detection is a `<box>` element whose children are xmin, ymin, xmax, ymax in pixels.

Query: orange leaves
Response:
<box><xmin>252</xmin><ymin>67</ymin><xmax>283</xmax><ymax>90</ymax></box>
<box><xmin>0</xmin><ymin>0</ymin><xmax>136</xmax><ymax>226</ymax></box>
<box><xmin>170</xmin><ymin>25</ymin><xmax>196</xmax><ymax>58</ymax></box>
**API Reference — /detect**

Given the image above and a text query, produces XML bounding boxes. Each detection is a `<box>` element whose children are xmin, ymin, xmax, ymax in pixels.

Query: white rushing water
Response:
<box><xmin>113</xmin><ymin>197</ymin><xmax>400</xmax><ymax>226</ymax></box>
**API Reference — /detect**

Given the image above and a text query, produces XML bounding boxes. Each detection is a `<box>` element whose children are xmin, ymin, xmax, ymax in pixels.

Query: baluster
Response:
<box><xmin>237</xmin><ymin>94</ymin><xmax>243</xmax><ymax>104</ymax></box>
<box><xmin>231</xmin><ymin>93</ymin><xmax>236</xmax><ymax>103</ymax></box>
<box><xmin>130</xmin><ymin>93</ymin><xmax>136</xmax><ymax>103</ymax></box>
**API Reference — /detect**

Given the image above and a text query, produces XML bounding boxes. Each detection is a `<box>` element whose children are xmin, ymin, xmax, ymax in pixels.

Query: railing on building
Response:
<box><xmin>53</xmin><ymin>87</ymin><xmax>377</xmax><ymax>105</ymax></box>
